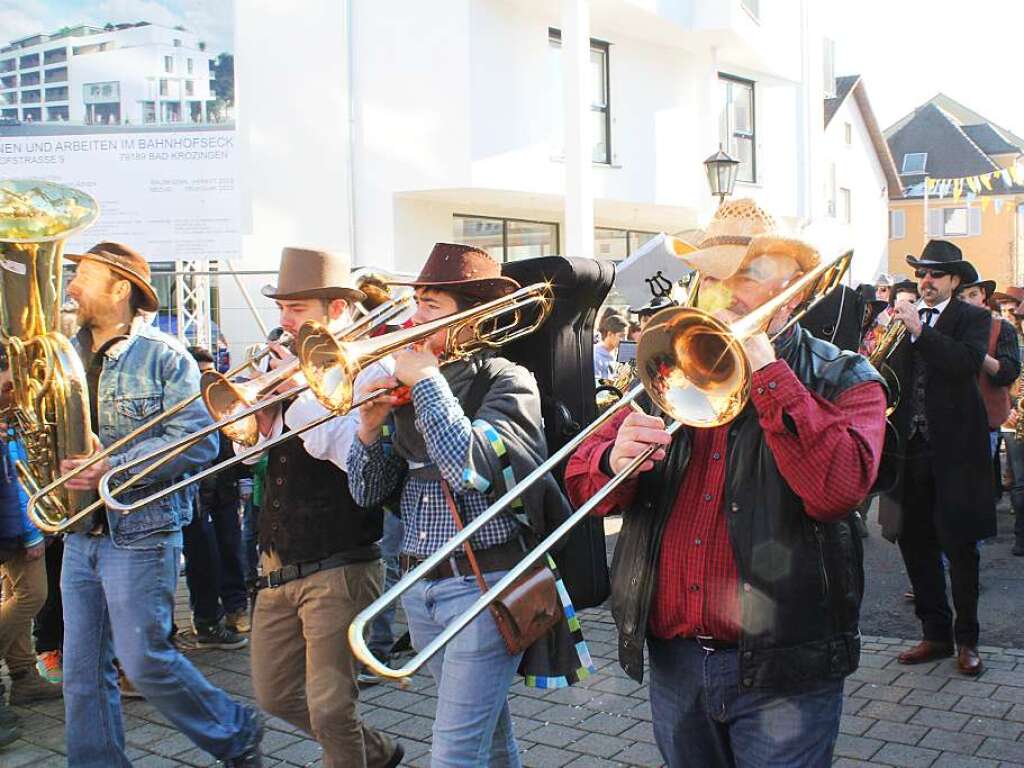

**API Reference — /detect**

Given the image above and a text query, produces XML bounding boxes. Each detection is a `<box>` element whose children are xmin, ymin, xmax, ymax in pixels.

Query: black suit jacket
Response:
<box><xmin>879</xmin><ymin>298</ymin><xmax>996</xmax><ymax>542</ymax></box>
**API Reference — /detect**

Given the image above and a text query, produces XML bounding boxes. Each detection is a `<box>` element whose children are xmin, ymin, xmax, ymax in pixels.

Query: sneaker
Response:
<box><xmin>36</xmin><ymin>650</ymin><xmax>62</xmax><ymax>684</ymax></box>
<box><xmin>226</xmin><ymin>608</ymin><xmax>251</xmax><ymax>634</ymax></box>
<box><xmin>8</xmin><ymin>670</ymin><xmax>62</xmax><ymax>705</ymax></box>
<box><xmin>195</xmin><ymin>620</ymin><xmax>249</xmax><ymax>651</ymax></box>
<box><xmin>118</xmin><ymin>668</ymin><xmax>144</xmax><ymax>700</ymax></box>
<box><xmin>221</xmin><ymin>711</ymin><xmax>264</xmax><ymax>768</ymax></box>
<box><xmin>357</xmin><ymin>669</ymin><xmax>382</xmax><ymax>687</ymax></box>
<box><xmin>0</xmin><ymin>720</ymin><xmax>19</xmax><ymax>748</ymax></box>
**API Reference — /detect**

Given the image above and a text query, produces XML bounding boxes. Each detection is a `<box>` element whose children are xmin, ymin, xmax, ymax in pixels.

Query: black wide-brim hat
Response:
<box><xmin>959</xmin><ymin>279</ymin><xmax>996</xmax><ymax>299</ymax></box>
<box><xmin>629</xmin><ymin>295</ymin><xmax>674</xmax><ymax>317</ymax></box>
<box><xmin>893</xmin><ymin>279</ymin><xmax>919</xmax><ymax>295</ymax></box>
<box><xmin>905</xmin><ymin>239</ymin><xmax>979</xmax><ymax>284</ymax></box>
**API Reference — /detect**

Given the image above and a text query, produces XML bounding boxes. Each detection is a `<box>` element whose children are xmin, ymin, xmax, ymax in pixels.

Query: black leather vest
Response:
<box><xmin>261</xmin><ymin>410</ymin><xmax>382</xmax><ymax>566</ymax></box>
<box><xmin>609</xmin><ymin>326</ymin><xmax>885</xmax><ymax>687</ymax></box>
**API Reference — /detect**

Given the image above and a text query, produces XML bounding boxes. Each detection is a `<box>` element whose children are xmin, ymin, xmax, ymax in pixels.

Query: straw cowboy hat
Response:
<box><xmin>905</xmin><ymin>240</ymin><xmax>979</xmax><ymax>284</ymax></box>
<box><xmin>389</xmin><ymin>243</ymin><xmax>520</xmax><ymax>301</ymax></box>
<box><xmin>66</xmin><ymin>242</ymin><xmax>160</xmax><ymax>312</ymax></box>
<box><xmin>261</xmin><ymin>247</ymin><xmax>365</xmax><ymax>303</ymax></box>
<box><xmin>676</xmin><ymin>198</ymin><xmax>820</xmax><ymax>279</ymax></box>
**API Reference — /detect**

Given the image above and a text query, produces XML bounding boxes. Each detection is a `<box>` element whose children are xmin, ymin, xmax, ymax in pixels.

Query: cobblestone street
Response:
<box><xmin>6</xmin><ymin>599</ymin><xmax>1024</xmax><ymax>767</ymax></box>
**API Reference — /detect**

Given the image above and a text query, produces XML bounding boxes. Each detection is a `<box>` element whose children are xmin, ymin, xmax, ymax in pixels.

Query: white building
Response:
<box><xmin>233</xmin><ymin>0</ymin><xmax>845</xmax><ymax>289</ymax></box>
<box><xmin>0</xmin><ymin>22</ymin><xmax>215</xmax><ymax>126</ymax></box>
<box><xmin>820</xmin><ymin>74</ymin><xmax>901</xmax><ymax>282</ymax></box>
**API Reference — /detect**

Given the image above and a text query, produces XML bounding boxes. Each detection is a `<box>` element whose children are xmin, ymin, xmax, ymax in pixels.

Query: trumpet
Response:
<box><xmin>348</xmin><ymin>251</ymin><xmax>853</xmax><ymax>679</ymax></box>
<box><xmin>867</xmin><ymin>313</ymin><xmax>907</xmax><ymax>416</ymax></box>
<box><xmin>97</xmin><ymin>282</ymin><xmax>553</xmax><ymax>514</ymax></box>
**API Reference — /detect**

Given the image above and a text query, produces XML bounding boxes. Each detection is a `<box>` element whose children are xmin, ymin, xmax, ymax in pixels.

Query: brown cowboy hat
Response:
<box><xmin>65</xmin><ymin>242</ymin><xmax>159</xmax><ymax>312</ymax></box>
<box><xmin>261</xmin><ymin>247</ymin><xmax>365</xmax><ymax>303</ymax></box>
<box><xmin>992</xmin><ymin>285</ymin><xmax>1024</xmax><ymax>306</ymax></box>
<box><xmin>389</xmin><ymin>243</ymin><xmax>520</xmax><ymax>301</ymax></box>
<box><xmin>677</xmin><ymin>198</ymin><xmax>820</xmax><ymax>279</ymax></box>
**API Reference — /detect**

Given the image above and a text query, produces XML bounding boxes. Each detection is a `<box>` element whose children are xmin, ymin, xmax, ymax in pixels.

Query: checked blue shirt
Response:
<box><xmin>348</xmin><ymin>373</ymin><xmax>522</xmax><ymax>558</ymax></box>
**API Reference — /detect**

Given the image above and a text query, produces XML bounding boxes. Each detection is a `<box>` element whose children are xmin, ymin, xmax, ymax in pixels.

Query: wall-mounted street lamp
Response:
<box><xmin>704</xmin><ymin>146</ymin><xmax>740</xmax><ymax>206</ymax></box>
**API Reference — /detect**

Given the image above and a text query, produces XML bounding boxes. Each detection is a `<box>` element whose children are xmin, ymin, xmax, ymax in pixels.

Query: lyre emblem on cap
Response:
<box><xmin>645</xmin><ymin>271</ymin><xmax>673</xmax><ymax>298</ymax></box>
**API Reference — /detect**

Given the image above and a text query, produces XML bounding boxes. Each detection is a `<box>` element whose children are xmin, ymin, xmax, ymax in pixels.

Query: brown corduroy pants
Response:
<box><xmin>250</xmin><ymin>553</ymin><xmax>395</xmax><ymax>768</ymax></box>
<box><xmin>0</xmin><ymin>550</ymin><xmax>48</xmax><ymax>676</ymax></box>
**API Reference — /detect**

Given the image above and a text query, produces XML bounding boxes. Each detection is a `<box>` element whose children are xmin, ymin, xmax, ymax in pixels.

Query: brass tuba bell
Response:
<box><xmin>0</xmin><ymin>180</ymin><xmax>98</xmax><ymax>533</ymax></box>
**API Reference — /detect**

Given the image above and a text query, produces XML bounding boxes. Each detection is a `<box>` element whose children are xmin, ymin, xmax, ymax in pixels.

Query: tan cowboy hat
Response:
<box><xmin>261</xmin><ymin>247</ymin><xmax>365</xmax><ymax>303</ymax></box>
<box><xmin>677</xmin><ymin>199</ymin><xmax>820</xmax><ymax>279</ymax></box>
<box><xmin>65</xmin><ymin>242</ymin><xmax>160</xmax><ymax>312</ymax></box>
<box><xmin>389</xmin><ymin>243</ymin><xmax>520</xmax><ymax>301</ymax></box>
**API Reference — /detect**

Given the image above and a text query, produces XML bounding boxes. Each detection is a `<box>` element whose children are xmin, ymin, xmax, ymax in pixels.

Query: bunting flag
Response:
<box><xmin>920</xmin><ymin>160</ymin><xmax>1024</xmax><ymax>197</ymax></box>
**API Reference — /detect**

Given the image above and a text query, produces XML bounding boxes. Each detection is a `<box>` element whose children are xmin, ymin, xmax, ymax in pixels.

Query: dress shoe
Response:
<box><xmin>957</xmin><ymin>645</ymin><xmax>983</xmax><ymax>676</ymax></box>
<box><xmin>897</xmin><ymin>640</ymin><xmax>954</xmax><ymax>665</ymax></box>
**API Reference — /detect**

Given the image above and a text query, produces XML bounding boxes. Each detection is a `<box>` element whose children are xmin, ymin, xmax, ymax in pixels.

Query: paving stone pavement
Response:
<box><xmin>5</xmin><ymin>592</ymin><xmax>1024</xmax><ymax>768</ymax></box>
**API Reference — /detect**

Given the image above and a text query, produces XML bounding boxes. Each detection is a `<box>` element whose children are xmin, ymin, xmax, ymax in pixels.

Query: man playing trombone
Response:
<box><xmin>348</xmin><ymin>244</ymin><xmax>559</xmax><ymax>768</ymax></box>
<box><xmin>58</xmin><ymin>242</ymin><xmax>263</xmax><ymax>767</ymax></box>
<box><xmin>565</xmin><ymin>200</ymin><xmax>888</xmax><ymax>768</ymax></box>
<box><xmin>236</xmin><ymin>247</ymin><xmax>402</xmax><ymax>768</ymax></box>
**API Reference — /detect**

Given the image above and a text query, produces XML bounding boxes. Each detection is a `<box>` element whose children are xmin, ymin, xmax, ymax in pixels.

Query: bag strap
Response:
<box><xmin>463</xmin><ymin>358</ymin><xmax>501</xmax><ymax>420</ymax></box>
<box><xmin>440</xmin><ymin>479</ymin><xmax>490</xmax><ymax>594</ymax></box>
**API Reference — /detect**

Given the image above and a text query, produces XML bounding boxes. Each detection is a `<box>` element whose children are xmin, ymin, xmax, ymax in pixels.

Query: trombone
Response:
<box><xmin>97</xmin><ymin>282</ymin><xmax>553</xmax><ymax>514</ymax></box>
<box><xmin>24</xmin><ymin>326</ymin><xmax>292</xmax><ymax>534</ymax></box>
<box><xmin>27</xmin><ymin>296</ymin><xmax>410</xmax><ymax>532</ymax></box>
<box><xmin>348</xmin><ymin>250</ymin><xmax>853</xmax><ymax>680</ymax></box>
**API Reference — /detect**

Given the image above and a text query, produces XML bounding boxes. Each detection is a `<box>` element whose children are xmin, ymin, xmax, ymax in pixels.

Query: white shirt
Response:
<box><xmin>911</xmin><ymin>297</ymin><xmax>950</xmax><ymax>342</ymax></box>
<box><xmin>234</xmin><ymin>357</ymin><xmax>394</xmax><ymax>470</ymax></box>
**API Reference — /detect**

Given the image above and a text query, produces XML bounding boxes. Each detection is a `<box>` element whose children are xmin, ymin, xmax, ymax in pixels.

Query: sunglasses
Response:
<box><xmin>914</xmin><ymin>268</ymin><xmax>949</xmax><ymax>279</ymax></box>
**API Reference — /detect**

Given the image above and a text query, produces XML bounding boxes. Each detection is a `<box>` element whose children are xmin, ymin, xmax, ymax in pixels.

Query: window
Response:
<box><xmin>164</xmin><ymin>55</ymin><xmax>173</xmax><ymax>73</ymax></box>
<box><xmin>548</xmin><ymin>29</ymin><xmax>613</xmax><ymax>164</ymax></box>
<box><xmin>719</xmin><ymin>75</ymin><xmax>756</xmax><ymax>183</ymax></box>
<box><xmin>594</xmin><ymin>228</ymin><xmax>658</xmax><ymax>261</ymax></box>
<box><xmin>889</xmin><ymin>210</ymin><xmax>906</xmax><ymax>240</ymax></box>
<box><xmin>159</xmin><ymin>79</ymin><xmax>168</xmax><ymax>96</ymax></box>
<box><xmin>187</xmin><ymin>58</ymin><xmax>194</xmax><ymax>74</ymax></box>
<box><xmin>928</xmin><ymin>206</ymin><xmax>982</xmax><ymax>238</ymax></box>
<box><xmin>943</xmin><ymin>207</ymin><xmax>969</xmax><ymax>236</ymax></box>
<box><xmin>902</xmin><ymin>153</ymin><xmax>927</xmax><ymax>174</ymax></box>
<box><xmin>453</xmin><ymin>215</ymin><xmax>559</xmax><ymax>263</ymax></box>
<box><xmin>141</xmin><ymin>101</ymin><xmax>156</xmax><ymax>123</ymax></box>
<box><xmin>844</xmin><ymin>122</ymin><xmax>852</xmax><ymax>145</ymax></box>
<box><xmin>185</xmin><ymin>80</ymin><xmax>194</xmax><ymax>96</ymax></box>
<box><xmin>839</xmin><ymin>188</ymin><xmax>852</xmax><ymax>224</ymax></box>
<box><xmin>825</xmin><ymin>162</ymin><xmax>836</xmax><ymax>216</ymax></box>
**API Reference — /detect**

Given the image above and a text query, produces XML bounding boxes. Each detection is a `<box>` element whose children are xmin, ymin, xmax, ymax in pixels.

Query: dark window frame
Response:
<box><xmin>548</xmin><ymin>28</ymin><xmax>613</xmax><ymax>165</ymax></box>
<box><xmin>719</xmin><ymin>73</ymin><xmax>757</xmax><ymax>183</ymax></box>
<box><xmin>453</xmin><ymin>213</ymin><xmax>560</xmax><ymax>263</ymax></box>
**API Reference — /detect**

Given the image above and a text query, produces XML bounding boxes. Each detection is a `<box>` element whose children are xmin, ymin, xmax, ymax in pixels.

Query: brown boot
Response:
<box><xmin>897</xmin><ymin>640</ymin><xmax>954</xmax><ymax>665</ymax></box>
<box><xmin>8</xmin><ymin>670</ymin><xmax>62</xmax><ymax>704</ymax></box>
<box><xmin>957</xmin><ymin>645</ymin><xmax>983</xmax><ymax>676</ymax></box>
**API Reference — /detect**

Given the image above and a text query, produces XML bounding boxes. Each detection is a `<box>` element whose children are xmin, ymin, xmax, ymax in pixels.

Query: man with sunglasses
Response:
<box><xmin>879</xmin><ymin>240</ymin><xmax>994</xmax><ymax>676</ymax></box>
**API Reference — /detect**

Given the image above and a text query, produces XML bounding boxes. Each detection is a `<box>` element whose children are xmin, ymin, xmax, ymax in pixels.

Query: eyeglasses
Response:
<box><xmin>914</xmin><ymin>269</ymin><xmax>949</xmax><ymax>279</ymax></box>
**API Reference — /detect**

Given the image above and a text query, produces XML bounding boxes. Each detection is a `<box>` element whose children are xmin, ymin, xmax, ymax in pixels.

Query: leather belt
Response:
<box><xmin>254</xmin><ymin>546</ymin><xmax>380</xmax><ymax>590</ymax></box>
<box><xmin>400</xmin><ymin>539</ymin><xmax>525</xmax><ymax>581</ymax></box>
<box><xmin>694</xmin><ymin>635</ymin><xmax>738</xmax><ymax>652</ymax></box>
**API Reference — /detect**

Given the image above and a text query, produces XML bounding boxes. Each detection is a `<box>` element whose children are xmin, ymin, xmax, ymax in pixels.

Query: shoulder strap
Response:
<box><xmin>988</xmin><ymin>318</ymin><xmax>1001</xmax><ymax>356</ymax></box>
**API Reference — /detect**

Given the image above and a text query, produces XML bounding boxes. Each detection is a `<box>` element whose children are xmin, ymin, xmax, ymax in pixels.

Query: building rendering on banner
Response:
<box><xmin>885</xmin><ymin>94</ymin><xmax>1024</xmax><ymax>288</ymax></box>
<box><xmin>0</xmin><ymin>22</ymin><xmax>216</xmax><ymax>126</ymax></box>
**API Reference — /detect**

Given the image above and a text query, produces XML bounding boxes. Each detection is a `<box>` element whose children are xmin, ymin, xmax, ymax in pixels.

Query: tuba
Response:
<box><xmin>0</xmin><ymin>180</ymin><xmax>98</xmax><ymax>533</ymax></box>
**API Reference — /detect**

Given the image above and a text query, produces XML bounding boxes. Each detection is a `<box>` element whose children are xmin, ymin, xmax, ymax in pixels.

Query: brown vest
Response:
<box><xmin>978</xmin><ymin>318</ymin><xmax>1012</xmax><ymax>429</ymax></box>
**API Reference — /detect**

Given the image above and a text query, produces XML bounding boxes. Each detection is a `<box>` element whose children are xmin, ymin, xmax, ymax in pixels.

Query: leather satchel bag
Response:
<box><xmin>441</xmin><ymin>482</ymin><xmax>562</xmax><ymax>655</ymax></box>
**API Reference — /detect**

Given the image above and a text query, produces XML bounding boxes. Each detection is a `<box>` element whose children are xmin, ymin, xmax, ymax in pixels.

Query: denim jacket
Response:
<box><xmin>75</xmin><ymin>316</ymin><xmax>217</xmax><ymax>547</ymax></box>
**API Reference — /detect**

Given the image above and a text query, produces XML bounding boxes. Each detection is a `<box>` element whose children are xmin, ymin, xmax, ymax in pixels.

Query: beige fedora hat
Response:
<box><xmin>261</xmin><ymin>247</ymin><xmax>365</xmax><ymax>303</ymax></box>
<box><xmin>678</xmin><ymin>199</ymin><xmax>819</xmax><ymax>279</ymax></box>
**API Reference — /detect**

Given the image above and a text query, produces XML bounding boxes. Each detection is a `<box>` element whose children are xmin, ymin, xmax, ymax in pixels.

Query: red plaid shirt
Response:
<box><xmin>565</xmin><ymin>360</ymin><xmax>886</xmax><ymax>643</ymax></box>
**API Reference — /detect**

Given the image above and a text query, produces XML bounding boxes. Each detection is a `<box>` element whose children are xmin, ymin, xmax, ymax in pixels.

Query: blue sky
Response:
<box><xmin>0</xmin><ymin>0</ymin><xmax>233</xmax><ymax>55</ymax></box>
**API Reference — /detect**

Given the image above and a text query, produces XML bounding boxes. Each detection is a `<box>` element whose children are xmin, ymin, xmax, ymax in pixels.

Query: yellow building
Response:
<box><xmin>885</xmin><ymin>94</ymin><xmax>1024</xmax><ymax>289</ymax></box>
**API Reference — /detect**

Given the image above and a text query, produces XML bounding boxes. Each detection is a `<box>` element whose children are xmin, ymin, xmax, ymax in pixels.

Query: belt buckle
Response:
<box><xmin>266</xmin><ymin>570</ymin><xmax>283</xmax><ymax>589</ymax></box>
<box><xmin>696</xmin><ymin>635</ymin><xmax>717</xmax><ymax>653</ymax></box>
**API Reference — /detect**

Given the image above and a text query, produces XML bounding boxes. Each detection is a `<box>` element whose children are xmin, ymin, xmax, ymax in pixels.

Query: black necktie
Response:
<box><xmin>918</xmin><ymin>307</ymin><xmax>938</xmax><ymax>327</ymax></box>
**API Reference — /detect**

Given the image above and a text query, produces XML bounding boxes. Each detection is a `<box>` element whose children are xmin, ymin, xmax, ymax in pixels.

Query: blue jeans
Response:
<box><xmin>648</xmin><ymin>636</ymin><xmax>843</xmax><ymax>767</ymax></box>
<box><xmin>368</xmin><ymin>513</ymin><xmax>403</xmax><ymax>659</ymax></box>
<box><xmin>62</xmin><ymin>532</ymin><xmax>258</xmax><ymax>767</ymax></box>
<box><xmin>402</xmin><ymin>570</ymin><xmax>522</xmax><ymax>768</ymax></box>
